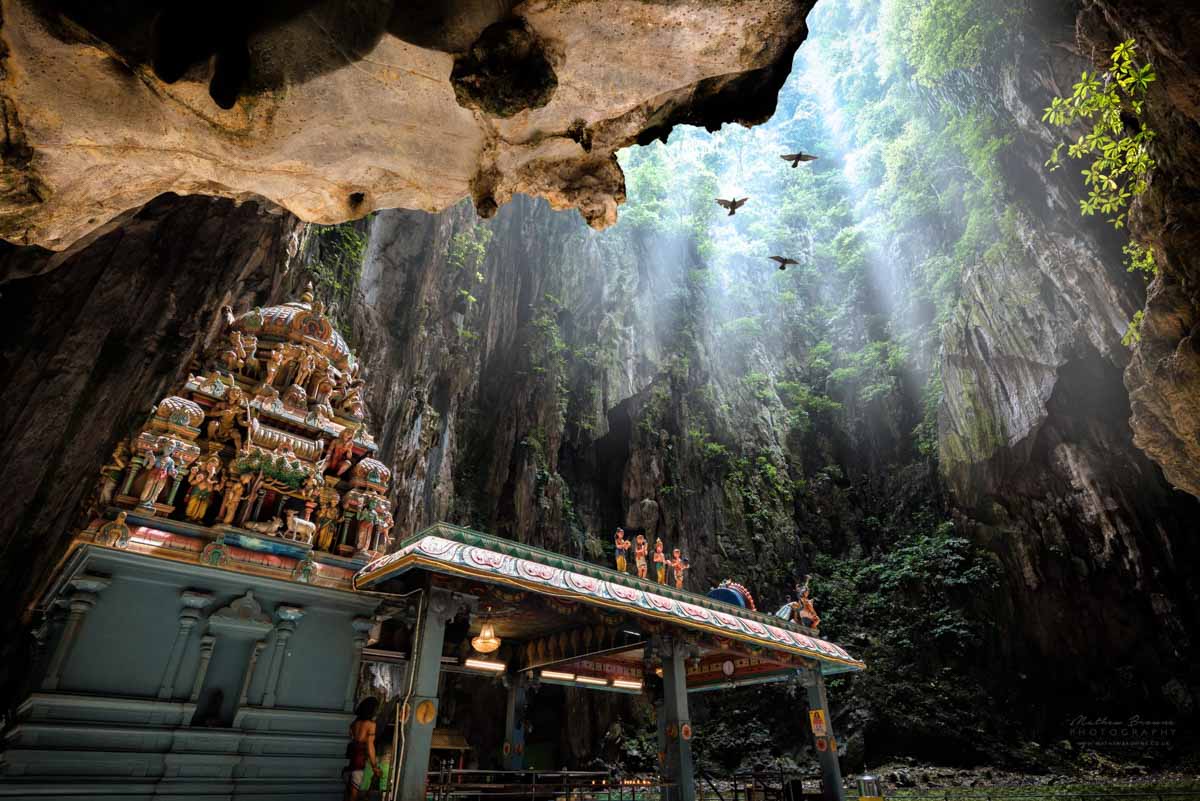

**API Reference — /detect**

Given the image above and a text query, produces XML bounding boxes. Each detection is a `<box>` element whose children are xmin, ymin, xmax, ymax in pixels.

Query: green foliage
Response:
<box><xmin>307</xmin><ymin>221</ymin><xmax>367</xmax><ymax>341</ymax></box>
<box><xmin>1123</xmin><ymin>241</ymin><xmax>1157</xmax><ymax>277</ymax></box>
<box><xmin>1121</xmin><ymin>309</ymin><xmax>1145</xmax><ymax>347</ymax></box>
<box><xmin>449</xmin><ymin>224</ymin><xmax>493</xmax><ymax>274</ymax></box>
<box><xmin>882</xmin><ymin>0</ymin><xmax>1021</xmax><ymax>87</ymax></box>
<box><xmin>1044</xmin><ymin>39</ymin><xmax>1157</xmax><ymax>232</ymax></box>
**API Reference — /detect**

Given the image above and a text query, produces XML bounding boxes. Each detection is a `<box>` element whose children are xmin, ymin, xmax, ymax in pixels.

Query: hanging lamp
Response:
<box><xmin>471</xmin><ymin>608</ymin><xmax>501</xmax><ymax>654</ymax></box>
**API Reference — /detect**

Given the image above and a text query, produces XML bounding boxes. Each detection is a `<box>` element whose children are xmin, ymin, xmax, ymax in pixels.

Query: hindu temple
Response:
<box><xmin>0</xmin><ymin>286</ymin><xmax>863</xmax><ymax>800</ymax></box>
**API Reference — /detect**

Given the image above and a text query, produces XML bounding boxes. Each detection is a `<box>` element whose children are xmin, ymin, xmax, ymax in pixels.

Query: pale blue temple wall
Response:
<box><xmin>0</xmin><ymin>545</ymin><xmax>381</xmax><ymax>799</ymax></box>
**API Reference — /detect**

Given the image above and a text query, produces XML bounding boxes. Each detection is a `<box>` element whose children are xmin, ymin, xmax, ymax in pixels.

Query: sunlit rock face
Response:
<box><xmin>1074</xmin><ymin>0</ymin><xmax>1200</xmax><ymax>500</ymax></box>
<box><xmin>936</xmin><ymin>8</ymin><xmax>1200</xmax><ymax>707</ymax></box>
<box><xmin>0</xmin><ymin>0</ymin><xmax>810</xmax><ymax>250</ymax></box>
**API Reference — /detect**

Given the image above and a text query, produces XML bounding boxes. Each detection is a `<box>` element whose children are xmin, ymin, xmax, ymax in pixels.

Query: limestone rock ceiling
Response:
<box><xmin>0</xmin><ymin>0</ymin><xmax>811</xmax><ymax>251</ymax></box>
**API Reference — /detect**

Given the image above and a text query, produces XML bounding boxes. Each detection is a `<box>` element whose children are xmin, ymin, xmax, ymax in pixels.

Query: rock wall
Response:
<box><xmin>1071</xmin><ymin>0</ymin><xmax>1200</xmax><ymax>501</ymax></box>
<box><xmin>0</xmin><ymin>194</ymin><xmax>304</xmax><ymax>704</ymax></box>
<box><xmin>936</xmin><ymin>3</ymin><xmax>1200</xmax><ymax>732</ymax></box>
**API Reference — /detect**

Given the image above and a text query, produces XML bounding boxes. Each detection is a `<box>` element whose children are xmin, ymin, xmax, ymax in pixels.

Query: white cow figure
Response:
<box><xmin>285</xmin><ymin>509</ymin><xmax>316</xmax><ymax>545</ymax></box>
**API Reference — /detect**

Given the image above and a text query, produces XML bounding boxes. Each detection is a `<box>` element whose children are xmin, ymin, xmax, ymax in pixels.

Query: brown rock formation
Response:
<box><xmin>1073</xmin><ymin>0</ymin><xmax>1200</xmax><ymax>499</ymax></box>
<box><xmin>0</xmin><ymin>0</ymin><xmax>810</xmax><ymax>250</ymax></box>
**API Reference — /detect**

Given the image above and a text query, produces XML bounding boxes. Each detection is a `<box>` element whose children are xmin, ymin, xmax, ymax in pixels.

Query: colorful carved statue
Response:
<box><xmin>634</xmin><ymin>534</ymin><xmax>648</xmax><ymax>579</ymax></box>
<box><xmin>218</xmin><ymin>472</ymin><xmax>250</xmax><ymax>525</ymax></box>
<box><xmin>315</xmin><ymin>486</ymin><xmax>341</xmax><ymax>552</ymax></box>
<box><xmin>264</xmin><ymin>348</ymin><xmax>284</xmax><ymax>386</ymax></box>
<box><xmin>372</xmin><ymin>510</ymin><xmax>394</xmax><ymax>553</ymax></box>
<box><xmin>294</xmin><ymin>350</ymin><xmax>316</xmax><ymax>389</ymax></box>
<box><xmin>139</xmin><ymin>445</ymin><xmax>179</xmax><ymax>508</ymax></box>
<box><xmin>98</xmin><ymin>442</ymin><xmax>129</xmax><ymax>506</ymax></box>
<box><xmin>184</xmin><ymin>456</ymin><xmax>222</xmax><ymax>522</ymax></box>
<box><xmin>340</xmin><ymin>384</ymin><xmax>365</xmax><ymax>418</ymax></box>
<box><xmin>795</xmin><ymin>577</ymin><xmax>820</xmax><ymax>630</ymax></box>
<box><xmin>326</xmin><ymin>426</ymin><xmax>357</xmax><ymax>476</ymax></box>
<box><xmin>97</xmin><ymin>511</ymin><xmax>131</xmax><ymax>548</ymax></box>
<box><xmin>614</xmin><ymin>528</ymin><xmax>629</xmax><ymax>572</ymax></box>
<box><xmin>205</xmin><ymin>386</ymin><xmax>245</xmax><ymax>450</ymax></box>
<box><xmin>669</xmin><ymin>548</ymin><xmax>689</xmax><ymax>589</ymax></box>
<box><xmin>653</xmin><ymin>538</ymin><xmax>667</xmax><ymax>583</ymax></box>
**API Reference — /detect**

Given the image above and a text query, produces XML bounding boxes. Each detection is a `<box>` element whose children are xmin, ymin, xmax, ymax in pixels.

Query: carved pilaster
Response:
<box><xmin>158</xmin><ymin>591</ymin><xmax>214</xmax><ymax>699</ymax></box>
<box><xmin>42</xmin><ymin>575</ymin><xmax>110</xmax><ymax>691</ymax></box>
<box><xmin>262</xmin><ymin>605</ymin><xmax>305</xmax><ymax>708</ymax></box>
<box><xmin>343</xmin><ymin>616</ymin><xmax>376</xmax><ymax>712</ymax></box>
<box><xmin>189</xmin><ymin>635</ymin><xmax>217</xmax><ymax>703</ymax></box>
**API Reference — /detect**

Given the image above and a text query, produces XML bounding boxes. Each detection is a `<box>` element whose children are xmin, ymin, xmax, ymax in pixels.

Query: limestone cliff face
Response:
<box><xmin>935</xmin><ymin>7</ymin><xmax>1200</xmax><ymax>722</ymax></box>
<box><xmin>1071</xmin><ymin>0</ymin><xmax>1200</xmax><ymax>501</ymax></box>
<box><xmin>0</xmin><ymin>0</ymin><xmax>811</xmax><ymax>250</ymax></box>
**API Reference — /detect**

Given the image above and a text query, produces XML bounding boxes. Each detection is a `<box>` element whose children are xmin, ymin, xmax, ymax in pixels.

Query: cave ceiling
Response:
<box><xmin>0</xmin><ymin>0</ymin><xmax>811</xmax><ymax>251</ymax></box>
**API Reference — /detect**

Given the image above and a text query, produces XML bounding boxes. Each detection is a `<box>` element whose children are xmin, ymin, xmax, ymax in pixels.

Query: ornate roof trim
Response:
<box><xmin>355</xmin><ymin>523</ymin><xmax>864</xmax><ymax>674</ymax></box>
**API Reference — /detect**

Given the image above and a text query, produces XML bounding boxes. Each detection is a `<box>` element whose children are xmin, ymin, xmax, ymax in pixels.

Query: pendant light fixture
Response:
<box><xmin>471</xmin><ymin>607</ymin><xmax>501</xmax><ymax>654</ymax></box>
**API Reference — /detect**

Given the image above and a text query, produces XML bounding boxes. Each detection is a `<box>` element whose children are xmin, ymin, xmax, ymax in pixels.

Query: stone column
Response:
<box><xmin>262</xmin><ymin>605</ymin><xmax>305</xmax><ymax>708</ymax></box>
<box><xmin>120</xmin><ymin>455</ymin><xmax>145</xmax><ymax>496</ymax></box>
<box><xmin>396</xmin><ymin>586</ymin><xmax>469</xmax><ymax>801</ymax></box>
<box><xmin>238</xmin><ymin>640</ymin><xmax>269</xmax><ymax>706</ymax></box>
<box><xmin>502</xmin><ymin>672</ymin><xmax>527</xmax><ymax>771</ymax></box>
<box><xmin>158</xmin><ymin>591</ymin><xmax>214</xmax><ymax>699</ymax></box>
<box><xmin>804</xmin><ymin>667</ymin><xmax>845</xmax><ymax>801</ymax></box>
<box><xmin>42</xmin><ymin>575</ymin><xmax>110</xmax><ymax>691</ymax></box>
<box><xmin>166</xmin><ymin>475</ymin><xmax>184</xmax><ymax>506</ymax></box>
<box><xmin>343</xmin><ymin>616</ymin><xmax>375</xmax><ymax>712</ymax></box>
<box><xmin>189</xmin><ymin>635</ymin><xmax>217</xmax><ymax>703</ymax></box>
<box><xmin>660</xmin><ymin>635</ymin><xmax>695</xmax><ymax>801</ymax></box>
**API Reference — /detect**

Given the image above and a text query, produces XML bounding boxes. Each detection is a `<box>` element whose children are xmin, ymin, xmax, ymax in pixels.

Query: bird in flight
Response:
<box><xmin>769</xmin><ymin>256</ymin><xmax>799</xmax><ymax>271</ymax></box>
<box><xmin>716</xmin><ymin>197</ymin><xmax>748</xmax><ymax>215</ymax></box>
<box><xmin>780</xmin><ymin>152</ymin><xmax>818</xmax><ymax>168</ymax></box>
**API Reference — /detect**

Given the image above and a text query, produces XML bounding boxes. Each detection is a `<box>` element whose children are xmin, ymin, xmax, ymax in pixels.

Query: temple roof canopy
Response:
<box><xmin>355</xmin><ymin>523</ymin><xmax>865</xmax><ymax>679</ymax></box>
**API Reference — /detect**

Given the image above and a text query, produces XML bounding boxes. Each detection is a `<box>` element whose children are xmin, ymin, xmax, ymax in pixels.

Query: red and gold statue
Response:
<box><xmin>669</xmin><ymin>548</ymin><xmax>690</xmax><ymax>589</ymax></box>
<box><xmin>634</xmin><ymin>534</ymin><xmax>648</xmax><ymax>579</ymax></box>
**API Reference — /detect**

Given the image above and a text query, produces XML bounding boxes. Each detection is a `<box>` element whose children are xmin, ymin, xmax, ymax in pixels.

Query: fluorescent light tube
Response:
<box><xmin>540</xmin><ymin>670</ymin><xmax>576</xmax><ymax>681</ymax></box>
<box><xmin>464</xmin><ymin>658</ymin><xmax>506</xmax><ymax>672</ymax></box>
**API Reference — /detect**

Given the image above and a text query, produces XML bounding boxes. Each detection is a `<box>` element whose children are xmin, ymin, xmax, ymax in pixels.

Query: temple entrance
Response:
<box><xmin>352</xmin><ymin>524</ymin><xmax>863</xmax><ymax>801</ymax></box>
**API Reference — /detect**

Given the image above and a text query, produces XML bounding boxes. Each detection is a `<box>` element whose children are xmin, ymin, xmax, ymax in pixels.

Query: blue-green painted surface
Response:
<box><xmin>0</xmin><ymin>545</ymin><xmax>380</xmax><ymax>800</ymax></box>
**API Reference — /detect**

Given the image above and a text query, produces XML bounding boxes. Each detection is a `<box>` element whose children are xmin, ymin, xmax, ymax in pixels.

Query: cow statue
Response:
<box><xmin>285</xmin><ymin>509</ymin><xmax>316</xmax><ymax>545</ymax></box>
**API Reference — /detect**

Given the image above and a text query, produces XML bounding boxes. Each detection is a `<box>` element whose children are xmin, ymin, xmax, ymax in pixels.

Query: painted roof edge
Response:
<box><xmin>355</xmin><ymin>525</ymin><xmax>865</xmax><ymax>674</ymax></box>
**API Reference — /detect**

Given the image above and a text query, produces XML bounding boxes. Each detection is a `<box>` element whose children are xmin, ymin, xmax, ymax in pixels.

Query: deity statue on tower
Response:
<box><xmin>634</xmin><ymin>534</ymin><xmax>648</xmax><ymax>579</ymax></box>
<box><xmin>139</xmin><ymin>445</ymin><xmax>179</xmax><ymax>508</ymax></box>
<box><xmin>669</xmin><ymin>548</ymin><xmax>690</xmax><ymax>589</ymax></box>
<box><xmin>613</xmin><ymin>528</ymin><xmax>630</xmax><ymax>572</ymax></box>
<box><xmin>653</xmin><ymin>538</ymin><xmax>667</xmax><ymax>583</ymax></box>
<box><xmin>184</xmin><ymin>456</ymin><xmax>222</xmax><ymax>522</ymax></box>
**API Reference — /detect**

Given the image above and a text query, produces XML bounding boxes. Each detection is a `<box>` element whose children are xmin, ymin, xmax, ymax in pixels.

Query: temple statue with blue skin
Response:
<box><xmin>0</xmin><ymin>286</ymin><xmax>864</xmax><ymax>801</ymax></box>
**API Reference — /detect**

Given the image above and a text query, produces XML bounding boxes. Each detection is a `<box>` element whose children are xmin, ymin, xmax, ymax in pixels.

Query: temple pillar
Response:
<box><xmin>42</xmin><ymin>575</ymin><xmax>110</xmax><ymax>691</ymax></box>
<box><xmin>502</xmin><ymin>672</ymin><xmax>527</xmax><ymax>770</ymax></box>
<box><xmin>166</xmin><ymin>475</ymin><xmax>184</xmax><ymax>506</ymax></box>
<box><xmin>158</xmin><ymin>591</ymin><xmax>214</xmax><ymax>699</ymax></box>
<box><xmin>804</xmin><ymin>667</ymin><xmax>845</xmax><ymax>801</ymax></box>
<box><xmin>238</xmin><ymin>640</ymin><xmax>268</xmax><ymax>706</ymax></box>
<box><xmin>396</xmin><ymin>586</ymin><xmax>468</xmax><ymax>801</ymax></box>
<box><xmin>343</xmin><ymin>616</ymin><xmax>375</xmax><ymax>712</ymax></box>
<box><xmin>120</xmin><ymin>455</ymin><xmax>145</xmax><ymax>496</ymax></box>
<box><xmin>189</xmin><ymin>635</ymin><xmax>217</xmax><ymax>702</ymax></box>
<box><xmin>660</xmin><ymin>635</ymin><xmax>695</xmax><ymax>801</ymax></box>
<box><xmin>262</xmin><ymin>605</ymin><xmax>305</xmax><ymax>707</ymax></box>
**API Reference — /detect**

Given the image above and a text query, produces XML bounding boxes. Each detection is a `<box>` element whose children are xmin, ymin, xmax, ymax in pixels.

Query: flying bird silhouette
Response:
<box><xmin>780</xmin><ymin>152</ymin><xmax>818</xmax><ymax>168</ymax></box>
<box><xmin>769</xmin><ymin>256</ymin><xmax>799</xmax><ymax>271</ymax></box>
<box><xmin>716</xmin><ymin>197</ymin><xmax>748</xmax><ymax>215</ymax></box>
